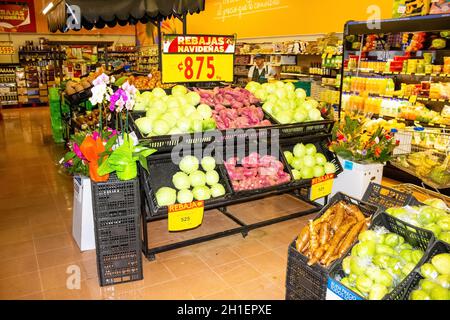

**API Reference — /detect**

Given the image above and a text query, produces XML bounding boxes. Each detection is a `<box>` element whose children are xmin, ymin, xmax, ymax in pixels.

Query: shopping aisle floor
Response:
<box><xmin>0</xmin><ymin>107</ymin><xmax>317</xmax><ymax>300</ymax></box>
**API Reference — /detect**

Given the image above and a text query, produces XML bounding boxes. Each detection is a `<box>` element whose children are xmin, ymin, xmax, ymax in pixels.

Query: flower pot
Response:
<box><xmin>72</xmin><ymin>175</ymin><xmax>96</xmax><ymax>251</ymax></box>
<box><xmin>116</xmin><ymin>163</ymin><xmax>137</xmax><ymax>181</ymax></box>
<box><xmin>331</xmin><ymin>156</ymin><xmax>384</xmax><ymax>200</ymax></box>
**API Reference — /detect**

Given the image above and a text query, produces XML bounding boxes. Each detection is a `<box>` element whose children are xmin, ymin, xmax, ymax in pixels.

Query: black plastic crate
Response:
<box><xmin>91</xmin><ymin>173</ymin><xmax>140</xmax><ymax>216</ymax></box>
<box><xmin>129</xmin><ymin>111</ymin><xmax>274</xmax><ymax>153</ymax></box>
<box><xmin>64</xmin><ymin>86</ymin><xmax>93</xmax><ymax>105</ymax></box>
<box><xmin>91</xmin><ymin>174</ymin><xmax>143</xmax><ymax>286</ymax></box>
<box><xmin>285</xmin><ymin>192</ymin><xmax>379</xmax><ymax>300</ymax></box>
<box><xmin>141</xmin><ymin>153</ymin><xmax>233</xmax><ymax>217</ymax></box>
<box><xmin>388</xmin><ymin>241</ymin><xmax>450</xmax><ymax>300</ymax></box>
<box><xmin>95</xmin><ymin>214</ymin><xmax>140</xmax><ymax>252</ymax></box>
<box><xmin>286</xmin><ymin>284</ymin><xmax>320</xmax><ymax>300</ymax></box>
<box><xmin>328</xmin><ymin>212</ymin><xmax>435</xmax><ymax>300</ymax></box>
<box><xmin>221</xmin><ymin>140</ymin><xmax>296</xmax><ymax>197</ymax></box>
<box><xmin>280</xmin><ymin>136</ymin><xmax>343</xmax><ymax>187</ymax></box>
<box><xmin>263</xmin><ymin>110</ymin><xmax>335</xmax><ymax>138</ymax></box>
<box><xmin>96</xmin><ymin>249</ymin><xmax>142</xmax><ymax>286</ymax></box>
<box><xmin>362</xmin><ymin>182</ymin><xmax>413</xmax><ymax>211</ymax></box>
<box><xmin>286</xmin><ymin>241</ymin><xmax>329</xmax><ymax>300</ymax></box>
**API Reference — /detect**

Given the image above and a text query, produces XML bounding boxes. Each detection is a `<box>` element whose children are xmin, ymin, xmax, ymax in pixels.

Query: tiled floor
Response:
<box><xmin>0</xmin><ymin>107</ymin><xmax>319</xmax><ymax>300</ymax></box>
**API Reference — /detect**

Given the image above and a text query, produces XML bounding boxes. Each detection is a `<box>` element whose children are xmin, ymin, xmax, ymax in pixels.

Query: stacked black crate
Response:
<box><xmin>91</xmin><ymin>173</ymin><xmax>143</xmax><ymax>286</ymax></box>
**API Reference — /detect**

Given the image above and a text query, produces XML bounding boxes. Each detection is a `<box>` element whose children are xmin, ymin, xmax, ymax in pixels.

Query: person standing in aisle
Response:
<box><xmin>247</xmin><ymin>54</ymin><xmax>278</xmax><ymax>84</ymax></box>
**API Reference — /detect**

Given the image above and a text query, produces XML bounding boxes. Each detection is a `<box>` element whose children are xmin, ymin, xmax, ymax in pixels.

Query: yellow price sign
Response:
<box><xmin>162</xmin><ymin>54</ymin><xmax>234</xmax><ymax>83</ymax></box>
<box><xmin>161</xmin><ymin>34</ymin><xmax>236</xmax><ymax>83</ymax></box>
<box><xmin>168</xmin><ymin>201</ymin><xmax>205</xmax><ymax>231</ymax></box>
<box><xmin>310</xmin><ymin>173</ymin><xmax>334</xmax><ymax>201</ymax></box>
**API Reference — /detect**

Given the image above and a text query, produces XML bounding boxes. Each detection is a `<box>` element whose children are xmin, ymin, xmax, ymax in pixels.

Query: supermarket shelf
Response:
<box><xmin>18</xmin><ymin>50</ymin><xmax>56</xmax><ymax>54</ymax></box>
<box><xmin>371</xmin><ymin>114</ymin><xmax>449</xmax><ymax>129</ymax></box>
<box><xmin>390</xmin><ymin>161</ymin><xmax>448</xmax><ymax>191</ymax></box>
<box><xmin>0</xmin><ymin>101</ymin><xmax>18</xmax><ymax>105</ymax></box>
<box><xmin>321</xmin><ymin>83</ymin><xmax>340</xmax><ymax>89</ymax></box>
<box><xmin>281</xmin><ymin>72</ymin><xmax>337</xmax><ymax>79</ymax></box>
<box><xmin>344</xmin><ymin>69</ymin><xmax>450</xmax><ymax>78</ymax></box>
<box><xmin>342</xmin><ymin>91</ymin><xmax>450</xmax><ymax>104</ymax></box>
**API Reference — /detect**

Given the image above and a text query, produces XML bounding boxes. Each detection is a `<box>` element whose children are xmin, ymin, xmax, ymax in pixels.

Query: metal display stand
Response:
<box><xmin>140</xmin><ymin>173</ymin><xmax>323</xmax><ymax>261</ymax></box>
<box><xmin>137</xmin><ymin>130</ymin><xmax>339</xmax><ymax>261</ymax></box>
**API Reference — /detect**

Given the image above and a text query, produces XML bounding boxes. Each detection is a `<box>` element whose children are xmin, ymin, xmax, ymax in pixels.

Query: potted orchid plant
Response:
<box><xmin>62</xmin><ymin>73</ymin><xmax>156</xmax><ymax>181</ymax></box>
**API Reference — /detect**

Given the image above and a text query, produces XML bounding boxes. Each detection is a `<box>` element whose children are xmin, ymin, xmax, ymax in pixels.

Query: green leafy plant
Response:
<box><xmin>98</xmin><ymin>134</ymin><xmax>156</xmax><ymax>180</ymax></box>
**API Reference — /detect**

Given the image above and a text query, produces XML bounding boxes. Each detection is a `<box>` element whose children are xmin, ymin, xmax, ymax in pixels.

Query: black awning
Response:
<box><xmin>47</xmin><ymin>0</ymin><xmax>205</xmax><ymax>32</ymax></box>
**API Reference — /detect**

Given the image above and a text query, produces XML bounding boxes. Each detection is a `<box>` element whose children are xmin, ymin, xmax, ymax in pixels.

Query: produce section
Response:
<box><xmin>340</xmin><ymin>15</ymin><xmax>450</xmax><ymax>193</ymax></box>
<box><xmin>3</xmin><ymin>1</ymin><xmax>450</xmax><ymax>303</ymax></box>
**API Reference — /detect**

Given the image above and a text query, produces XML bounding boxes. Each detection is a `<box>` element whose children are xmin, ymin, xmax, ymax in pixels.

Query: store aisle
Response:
<box><xmin>0</xmin><ymin>107</ymin><xmax>315</xmax><ymax>300</ymax></box>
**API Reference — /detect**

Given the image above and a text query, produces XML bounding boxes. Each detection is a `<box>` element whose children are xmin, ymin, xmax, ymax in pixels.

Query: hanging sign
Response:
<box><xmin>310</xmin><ymin>173</ymin><xmax>335</xmax><ymax>201</ymax></box>
<box><xmin>161</xmin><ymin>34</ymin><xmax>236</xmax><ymax>83</ymax></box>
<box><xmin>0</xmin><ymin>0</ymin><xmax>36</xmax><ymax>33</ymax></box>
<box><xmin>168</xmin><ymin>200</ymin><xmax>205</xmax><ymax>231</ymax></box>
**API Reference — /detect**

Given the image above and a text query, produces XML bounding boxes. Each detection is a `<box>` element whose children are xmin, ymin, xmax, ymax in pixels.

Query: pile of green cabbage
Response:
<box><xmin>245</xmin><ymin>81</ymin><xmax>324</xmax><ymax>124</ymax></box>
<box><xmin>409</xmin><ymin>253</ymin><xmax>450</xmax><ymax>300</ymax></box>
<box><xmin>284</xmin><ymin>143</ymin><xmax>336</xmax><ymax>179</ymax></box>
<box><xmin>133</xmin><ymin>85</ymin><xmax>216</xmax><ymax>137</ymax></box>
<box><xmin>386</xmin><ymin>199</ymin><xmax>450</xmax><ymax>244</ymax></box>
<box><xmin>155</xmin><ymin>156</ymin><xmax>226</xmax><ymax>206</ymax></box>
<box><xmin>337</xmin><ymin>227</ymin><xmax>424</xmax><ymax>300</ymax></box>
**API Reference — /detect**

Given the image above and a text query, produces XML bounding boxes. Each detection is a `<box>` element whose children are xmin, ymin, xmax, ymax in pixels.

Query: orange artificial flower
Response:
<box><xmin>79</xmin><ymin>135</ymin><xmax>109</xmax><ymax>182</ymax></box>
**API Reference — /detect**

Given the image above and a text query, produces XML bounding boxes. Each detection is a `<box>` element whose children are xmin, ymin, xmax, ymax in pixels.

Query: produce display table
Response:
<box><xmin>135</xmin><ymin>121</ymin><xmax>341</xmax><ymax>261</ymax></box>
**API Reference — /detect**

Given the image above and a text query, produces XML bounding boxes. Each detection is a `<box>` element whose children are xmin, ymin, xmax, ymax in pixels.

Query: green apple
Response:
<box><xmin>356</xmin><ymin>275</ymin><xmax>373</xmax><ymax>293</ymax></box>
<box><xmin>424</xmin><ymin>223</ymin><xmax>442</xmax><ymax>237</ymax></box>
<box><xmin>410</xmin><ymin>289</ymin><xmax>431</xmax><ymax>300</ymax></box>
<box><xmin>291</xmin><ymin>157</ymin><xmax>303</xmax><ymax>170</ymax></box>
<box><xmin>420</xmin><ymin>279</ymin><xmax>439</xmax><ymax>292</ymax></box>
<box><xmin>368</xmin><ymin>284</ymin><xmax>388</xmax><ymax>300</ymax></box>
<box><xmin>421</xmin><ymin>263</ymin><xmax>439</xmax><ymax>279</ymax></box>
<box><xmin>411</xmin><ymin>250</ymin><xmax>424</xmax><ymax>265</ymax></box>
<box><xmin>375</xmin><ymin>244</ymin><xmax>396</xmax><ymax>256</ymax></box>
<box><xmin>283</xmin><ymin>151</ymin><xmax>294</xmax><ymax>165</ymax></box>
<box><xmin>355</xmin><ymin>241</ymin><xmax>376</xmax><ymax>257</ymax></box>
<box><xmin>430</xmin><ymin>286</ymin><xmax>449</xmax><ymax>300</ymax></box>
<box><xmin>383</xmin><ymin>233</ymin><xmax>405</xmax><ymax>247</ymax></box>
<box><xmin>400</xmin><ymin>249</ymin><xmax>413</xmax><ymax>263</ymax></box>
<box><xmin>292</xmin><ymin>169</ymin><xmax>301</xmax><ymax>180</ymax></box>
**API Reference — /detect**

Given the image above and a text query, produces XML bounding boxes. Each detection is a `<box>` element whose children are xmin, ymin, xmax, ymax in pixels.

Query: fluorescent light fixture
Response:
<box><xmin>42</xmin><ymin>2</ymin><xmax>54</xmax><ymax>15</ymax></box>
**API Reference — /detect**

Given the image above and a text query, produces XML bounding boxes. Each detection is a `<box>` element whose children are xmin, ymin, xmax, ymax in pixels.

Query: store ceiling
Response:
<box><xmin>47</xmin><ymin>0</ymin><xmax>205</xmax><ymax>32</ymax></box>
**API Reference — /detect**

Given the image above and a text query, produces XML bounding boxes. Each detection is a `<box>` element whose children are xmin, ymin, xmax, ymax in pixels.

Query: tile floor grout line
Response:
<box><xmin>31</xmin><ymin>228</ymin><xmax>46</xmax><ymax>298</ymax></box>
<box><xmin>194</xmin><ymin>251</ymin><xmax>235</xmax><ymax>299</ymax></box>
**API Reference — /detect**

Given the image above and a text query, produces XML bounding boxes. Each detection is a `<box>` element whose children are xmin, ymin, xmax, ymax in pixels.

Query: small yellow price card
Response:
<box><xmin>168</xmin><ymin>200</ymin><xmax>204</xmax><ymax>231</ymax></box>
<box><xmin>310</xmin><ymin>173</ymin><xmax>334</xmax><ymax>201</ymax></box>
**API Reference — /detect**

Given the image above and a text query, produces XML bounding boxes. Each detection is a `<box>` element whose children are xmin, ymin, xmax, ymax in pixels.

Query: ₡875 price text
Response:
<box><xmin>178</xmin><ymin>56</ymin><xmax>216</xmax><ymax>80</ymax></box>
